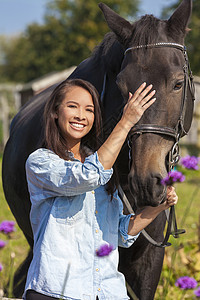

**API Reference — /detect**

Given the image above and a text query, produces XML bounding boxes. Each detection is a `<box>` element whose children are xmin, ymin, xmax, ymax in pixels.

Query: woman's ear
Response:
<box><xmin>54</xmin><ymin>112</ymin><xmax>58</xmax><ymax>119</ymax></box>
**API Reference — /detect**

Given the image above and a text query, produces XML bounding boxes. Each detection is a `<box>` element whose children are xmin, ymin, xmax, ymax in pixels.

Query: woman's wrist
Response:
<box><xmin>118</xmin><ymin>116</ymin><xmax>134</xmax><ymax>134</ymax></box>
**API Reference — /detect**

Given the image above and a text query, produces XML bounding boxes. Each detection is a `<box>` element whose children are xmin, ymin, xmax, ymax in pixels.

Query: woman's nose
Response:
<box><xmin>75</xmin><ymin>108</ymin><xmax>86</xmax><ymax>120</ymax></box>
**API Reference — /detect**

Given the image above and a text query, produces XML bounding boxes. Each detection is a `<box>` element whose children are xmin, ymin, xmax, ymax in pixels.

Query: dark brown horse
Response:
<box><xmin>2</xmin><ymin>0</ymin><xmax>194</xmax><ymax>299</ymax></box>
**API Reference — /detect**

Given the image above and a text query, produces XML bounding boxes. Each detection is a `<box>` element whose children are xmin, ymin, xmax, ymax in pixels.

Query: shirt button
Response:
<box><xmin>91</xmin><ymin>190</ymin><xmax>95</xmax><ymax>194</ymax></box>
<box><xmin>98</xmin><ymin>288</ymin><xmax>101</xmax><ymax>291</ymax></box>
<box><xmin>95</xmin><ymin>229</ymin><xmax>98</xmax><ymax>233</ymax></box>
<box><xmin>95</xmin><ymin>210</ymin><xmax>98</xmax><ymax>214</ymax></box>
<box><xmin>96</xmin><ymin>268</ymin><xmax>99</xmax><ymax>272</ymax></box>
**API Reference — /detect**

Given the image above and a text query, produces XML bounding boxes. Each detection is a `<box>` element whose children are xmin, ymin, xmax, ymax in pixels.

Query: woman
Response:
<box><xmin>24</xmin><ymin>78</ymin><xmax>178</xmax><ymax>300</ymax></box>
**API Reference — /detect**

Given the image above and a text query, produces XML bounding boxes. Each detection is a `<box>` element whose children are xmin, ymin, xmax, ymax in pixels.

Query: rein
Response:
<box><xmin>121</xmin><ymin>42</ymin><xmax>195</xmax><ymax>247</ymax></box>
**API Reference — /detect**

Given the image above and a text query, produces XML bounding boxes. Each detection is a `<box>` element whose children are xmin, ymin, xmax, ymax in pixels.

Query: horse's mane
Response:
<box><xmin>91</xmin><ymin>14</ymin><xmax>166</xmax><ymax>69</ymax></box>
<box><xmin>91</xmin><ymin>32</ymin><xmax>124</xmax><ymax>73</ymax></box>
<box><xmin>131</xmin><ymin>14</ymin><xmax>166</xmax><ymax>47</ymax></box>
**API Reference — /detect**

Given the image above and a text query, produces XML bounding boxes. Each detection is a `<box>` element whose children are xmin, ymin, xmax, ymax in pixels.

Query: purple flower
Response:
<box><xmin>180</xmin><ymin>155</ymin><xmax>199</xmax><ymax>170</ymax></box>
<box><xmin>175</xmin><ymin>276</ymin><xmax>197</xmax><ymax>290</ymax></box>
<box><xmin>96</xmin><ymin>244</ymin><xmax>114</xmax><ymax>257</ymax></box>
<box><xmin>0</xmin><ymin>240</ymin><xmax>6</xmax><ymax>249</ymax></box>
<box><xmin>194</xmin><ymin>287</ymin><xmax>200</xmax><ymax>297</ymax></box>
<box><xmin>0</xmin><ymin>220</ymin><xmax>15</xmax><ymax>234</ymax></box>
<box><xmin>0</xmin><ymin>263</ymin><xmax>3</xmax><ymax>272</ymax></box>
<box><xmin>161</xmin><ymin>170</ymin><xmax>185</xmax><ymax>186</ymax></box>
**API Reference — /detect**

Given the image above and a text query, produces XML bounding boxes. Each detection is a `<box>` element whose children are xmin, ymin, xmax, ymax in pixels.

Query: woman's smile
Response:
<box><xmin>56</xmin><ymin>86</ymin><xmax>95</xmax><ymax>146</ymax></box>
<box><xmin>69</xmin><ymin>122</ymin><xmax>86</xmax><ymax>130</ymax></box>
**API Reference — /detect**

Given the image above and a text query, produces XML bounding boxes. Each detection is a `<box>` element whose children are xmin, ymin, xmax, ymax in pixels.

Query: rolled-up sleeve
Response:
<box><xmin>26</xmin><ymin>149</ymin><xmax>113</xmax><ymax>202</ymax></box>
<box><xmin>117</xmin><ymin>196</ymin><xmax>140</xmax><ymax>248</ymax></box>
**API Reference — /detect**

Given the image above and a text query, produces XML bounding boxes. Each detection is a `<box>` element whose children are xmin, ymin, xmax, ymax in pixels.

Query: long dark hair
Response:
<box><xmin>43</xmin><ymin>78</ymin><xmax>118</xmax><ymax>198</ymax></box>
<box><xmin>44</xmin><ymin>78</ymin><xmax>102</xmax><ymax>160</ymax></box>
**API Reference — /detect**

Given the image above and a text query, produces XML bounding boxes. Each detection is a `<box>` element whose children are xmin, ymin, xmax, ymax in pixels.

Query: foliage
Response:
<box><xmin>0</xmin><ymin>0</ymin><xmax>139</xmax><ymax>83</ymax></box>
<box><xmin>0</xmin><ymin>157</ymin><xmax>29</xmax><ymax>296</ymax></box>
<box><xmin>161</xmin><ymin>0</ymin><xmax>200</xmax><ymax>77</ymax></box>
<box><xmin>0</xmin><ymin>152</ymin><xmax>200</xmax><ymax>298</ymax></box>
<box><xmin>155</xmin><ymin>163</ymin><xmax>200</xmax><ymax>300</ymax></box>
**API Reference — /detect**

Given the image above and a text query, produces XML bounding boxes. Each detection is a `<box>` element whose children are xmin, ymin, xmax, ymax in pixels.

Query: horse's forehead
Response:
<box><xmin>119</xmin><ymin>48</ymin><xmax>184</xmax><ymax>83</ymax></box>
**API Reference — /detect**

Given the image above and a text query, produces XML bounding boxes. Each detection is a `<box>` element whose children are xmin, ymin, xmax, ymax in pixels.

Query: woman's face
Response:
<box><xmin>56</xmin><ymin>86</ymin><xmax>95</xmax><ymax>146</ymax></box>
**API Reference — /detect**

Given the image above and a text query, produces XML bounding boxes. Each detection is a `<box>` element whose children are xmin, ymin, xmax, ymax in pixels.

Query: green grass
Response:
<box><xmin>0</xmin><ymin>157</ymin><xmax>29</xmax><ymax>294</ymax></box>
<box><xmin>155</xmin><ymin>166</ymin><xmax>200</xmax><ymax>300</ymax></box>
<box><xmin>0</xmin><ymin>156</ymin><xmax>200</xmax><ymax>299</ymax></box>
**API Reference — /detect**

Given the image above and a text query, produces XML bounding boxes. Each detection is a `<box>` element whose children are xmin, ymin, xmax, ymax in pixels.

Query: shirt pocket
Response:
<box><xmin>54</xmin><ymin>195</ymin><xmax>84</xmax><ymax>225</ymax></box>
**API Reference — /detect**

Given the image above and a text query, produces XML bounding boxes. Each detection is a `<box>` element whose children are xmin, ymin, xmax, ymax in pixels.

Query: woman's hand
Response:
<box><xmin>159</xmin><ymin>186</ymin><xmax>178</xmax><ymax>211</ymax></box>
<box><xmin>128</xmin><ymin>186</ymin><xmax>178</xmax><ymax>236</ymax></box>
<box><xmin>165</xmin><ymin>186</ymin><xmax>178</xmax><ymax>208</ymax></box>
<box><xmin>121</xmin><ymin>82</ymin><xmax>156</xmax><ymax>130</ymax></box>
<box><xmin>97</xmin><ymin>82</ymin><xmax>156</xmax><ymax>170</ymax></box>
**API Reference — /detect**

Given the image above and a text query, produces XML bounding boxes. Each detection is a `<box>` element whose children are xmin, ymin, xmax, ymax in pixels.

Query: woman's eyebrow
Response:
<box><xmin>65</xmin><ymin>100</ymin><xmax>78</xmax><ymax>104</ymax></box>
<box><xmin>65</xmin><ymin>100</ymin><xmax>94</xmax><ymax>108</ymax></box>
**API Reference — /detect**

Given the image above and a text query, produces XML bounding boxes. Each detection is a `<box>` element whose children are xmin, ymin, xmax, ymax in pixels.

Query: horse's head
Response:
<box><xmin>99</xmin><ymin>0</ymin><xmax>195</xmax><ymax>207</ymax></box>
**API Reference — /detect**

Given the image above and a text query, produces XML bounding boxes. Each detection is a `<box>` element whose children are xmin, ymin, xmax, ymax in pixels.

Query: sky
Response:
<box><xmin>0</xmin><ymin>0</ymin><xmax>177</xmax><ymax>36</ymax></box>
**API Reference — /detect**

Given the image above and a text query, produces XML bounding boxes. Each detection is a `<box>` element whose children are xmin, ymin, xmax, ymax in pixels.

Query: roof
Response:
<box><xmin>16</xmin><ymin>66</ymin><xmax>76</xmax><ymax>93</ymax></box>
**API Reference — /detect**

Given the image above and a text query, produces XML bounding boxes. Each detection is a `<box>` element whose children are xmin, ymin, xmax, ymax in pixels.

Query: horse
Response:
<box><xmin>2</xmin><ymin>0</ymin><xmax>194</xmax><ymax>299</ymax></box>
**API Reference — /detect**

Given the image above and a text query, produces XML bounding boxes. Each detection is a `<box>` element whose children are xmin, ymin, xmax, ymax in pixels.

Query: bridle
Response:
<box><xmin>119</xmin><ymin>42</ymin><xmax>195</xmax><ymax>247</ymax></box>
<box><xmin>125</xmin><ymin>42</ymin><xmax>195</xmax><ymax>171</ymax></box>
<box><xmin>100</xmin><ymin>42</ymin><xmax>195</xmax><ymax>247</ymax></box>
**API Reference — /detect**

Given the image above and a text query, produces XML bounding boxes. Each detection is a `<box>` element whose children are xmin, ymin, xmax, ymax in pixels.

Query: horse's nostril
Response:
<box><xmin>150</xmin><ymin>174</ymin><xmax>165</xmax><ymax>198</ymax></box>
<box><xmin>128</xmin><ymin>172</ymin><xmax>166</xmax><ymax>207</ymax></box>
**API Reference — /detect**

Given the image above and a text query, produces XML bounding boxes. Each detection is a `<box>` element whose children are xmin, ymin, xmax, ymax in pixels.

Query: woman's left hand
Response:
<box><xmin>165</xmin><ymin>186</ymin><xmax>178</xmax><ymax>208</ymax></box>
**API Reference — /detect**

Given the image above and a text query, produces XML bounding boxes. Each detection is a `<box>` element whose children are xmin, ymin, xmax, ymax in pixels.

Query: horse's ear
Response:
<box><xmin>99</xmin><ymin>2</ymin><xmax>132</xmax><ymax>45</ymax></box>
<box><xmin>167</xmin><ymin>0</ymin><xmax>192</xmax><ymax>37</ymax></box>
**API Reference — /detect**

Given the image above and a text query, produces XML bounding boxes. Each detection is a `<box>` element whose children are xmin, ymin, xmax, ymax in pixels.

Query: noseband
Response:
<box><xmin>121</xmin><ymin>42</ymin><xmax>195</xmax><ymax>247</ymax></box>
<box><xmin>125</xmin><ymin>42</ymin><xmax>195</xmax><ymax>170</ymax></box>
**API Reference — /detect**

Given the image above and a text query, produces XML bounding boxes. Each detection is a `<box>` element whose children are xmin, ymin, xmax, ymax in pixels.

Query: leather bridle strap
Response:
<box><xmin>125</xmin><ymin>42</ymin><xmax>185</xmax><ymax>54</ymax></box>
<box><xmin>125</xmin><ymin>43</ymin><xmax>192</xmax><ymax>141</ymax></box>
<box><xmin>129</xmin><ymin>125</ymin><xmax>177</xmax><ymax>139</ymax></box>
<box><xmin>122</xmin><ymin>42</ymin><xmax>191</xmax><ymax>246</ymax></box>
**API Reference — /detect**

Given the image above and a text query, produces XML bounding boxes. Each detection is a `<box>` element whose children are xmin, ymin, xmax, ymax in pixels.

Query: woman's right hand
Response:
<box><xmin>97</xmin><ymin>82</ymin><xmax>156</xmax><ymax>170</ymax></box>
<box><xmin>121</xmin><ymin>82</ymin><xmax>156</xmax><ymax>130</ymax></box>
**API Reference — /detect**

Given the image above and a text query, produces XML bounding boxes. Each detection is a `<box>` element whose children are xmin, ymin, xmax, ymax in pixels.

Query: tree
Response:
<box><xmin>0</xmin><ymin>0</ymin><xmax>139</xmax><ymax>83</ymax></box>
<box><xmin>162</xmin><ymin>0</ymin><xmax>200</xmax><ymax>76</ymax></box>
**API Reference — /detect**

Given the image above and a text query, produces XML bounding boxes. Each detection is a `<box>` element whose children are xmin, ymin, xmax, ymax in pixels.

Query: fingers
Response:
<box><xmin>167</xmin><ymin>186</ymin><xmax>175</xmax><ymax>195</ymax></box>
<box><xmin>142</xmin><ymin>96</ymin><xmax>156</xmax><ymax>110</ymax></box>
<box><xmin>129</xmin><ymin>83</ymin><xmax>156</xmax><ymax>107</ymax></box>
<box><xmin>129</xmin><ymin>82</ymin><xmax>150</xmax><ymax>101</ymax></box>
<box><xmin>141</xmin><ymin>90</ymin><xmax>156</xmax><ymax>106</ymax></box>
<box><xmin>166</xmin><ymin>186</ymin><xmax>178</xmax><ymax>206</ymax></box>
<box><xmin>122</xmin><ymin>82</ymin><xmax>156</xmax><ymax>128</ymax></box>
<box><xmin>131</xmin><ymin>82</ymin><xmax>147</xmax><ymax>100</ymax></box>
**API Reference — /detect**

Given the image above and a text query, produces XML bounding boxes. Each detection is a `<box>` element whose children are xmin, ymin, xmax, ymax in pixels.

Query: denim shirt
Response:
<box><xmin>24</xmin><ymin>148</ymin><xmax>139</xmax><ymax>300</ymax></box>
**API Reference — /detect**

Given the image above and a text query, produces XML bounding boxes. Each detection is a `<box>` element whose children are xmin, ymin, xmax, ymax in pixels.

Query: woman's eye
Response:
<box><xmin>174</xmin><ymin>81</ymin><xmax>184</xmax><ymax>90</ymax></box>
<box><xmin>86</xmin><ymin>109</ymin><xmax>94</xmax><ymax>113</ymax></box>
<box><xmin>68</xmin><ymin>105</ymin><xmax>77</xmax><ymax>108</ymax></box>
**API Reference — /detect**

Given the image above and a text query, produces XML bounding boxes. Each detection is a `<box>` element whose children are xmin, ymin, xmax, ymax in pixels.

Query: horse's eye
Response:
<box><xmin>174</xmin><ymin>81</ymin><xmax>184</xmax><ymax>90</ymax></box>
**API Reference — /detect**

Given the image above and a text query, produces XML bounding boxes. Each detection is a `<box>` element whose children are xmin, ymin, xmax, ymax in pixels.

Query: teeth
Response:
<box><xmin>71</xmin><ymin>123</ymin><xmax>85</xmax><ymax>128</ymax></box>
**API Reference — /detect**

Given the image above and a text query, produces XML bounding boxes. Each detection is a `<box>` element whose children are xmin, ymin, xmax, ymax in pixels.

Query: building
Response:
<box><xmin>16</xmin><ymin>66</ymin><xmax>76</xmax><ymax>107</ymax></box>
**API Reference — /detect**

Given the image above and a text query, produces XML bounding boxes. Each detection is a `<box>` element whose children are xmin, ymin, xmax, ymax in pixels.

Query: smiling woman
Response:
<box><xmin>43</xmin><ymin>78</ymin><xmax>102</xmax><ymax>162</ymax></box>
<box><xmin>22</xmin><ymin>77</ymin><xmax>178</xmax><ymax>300</ymax></box>
<box><xmin>55</xmin><ymin>86</ymin><xmax>95</xmax><ymax>162</ymax></box>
